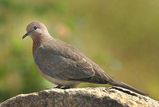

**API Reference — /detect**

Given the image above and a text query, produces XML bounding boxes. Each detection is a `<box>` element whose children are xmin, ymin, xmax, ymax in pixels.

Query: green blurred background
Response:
<box><xmin>0</xmin><ymin>0</ymin><xmax>159</xmax><ymax>102</ymax></box>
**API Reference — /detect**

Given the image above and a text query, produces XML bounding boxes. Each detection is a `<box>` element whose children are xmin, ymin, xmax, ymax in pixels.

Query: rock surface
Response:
<box><xmin>0</xmin><ymin>87</ymin><xmax>158</xmax><ymax>107</ymax></box>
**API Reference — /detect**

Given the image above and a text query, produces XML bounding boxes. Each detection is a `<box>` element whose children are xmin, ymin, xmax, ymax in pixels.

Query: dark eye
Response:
<box><xmin>34</xmin><ymin>26</ymin><xmax>38</xmax><ymax>30</ymax></box>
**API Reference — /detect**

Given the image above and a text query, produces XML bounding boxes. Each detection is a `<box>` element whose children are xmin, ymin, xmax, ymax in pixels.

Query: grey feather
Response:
<box><xmin>24</xmin><ymin>22</ymin><xmax>146</xmax><ymax>95</ymax></box>
<box><xmin>34</xmin><ymin>39</ymin><xmax>98</xmax><ymax>80</ymax></box>
<box><xmin>34</xmin><ymin>39</ymin><xmax>146</xmax><ymax>95</ymax></box>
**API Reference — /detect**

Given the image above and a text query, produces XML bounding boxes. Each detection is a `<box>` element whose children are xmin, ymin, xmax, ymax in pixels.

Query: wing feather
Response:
<box><xmin>34</xmin><ymin>39</ymin><xmax>96</xmax><ymax>80</ymax></box>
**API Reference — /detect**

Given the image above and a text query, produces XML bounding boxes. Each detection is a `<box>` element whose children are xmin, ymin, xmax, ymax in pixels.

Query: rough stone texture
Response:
<box><xmin>0</xmin><ymin>87</ymin><xmax>158</xmax><ymax>107</ymax></box>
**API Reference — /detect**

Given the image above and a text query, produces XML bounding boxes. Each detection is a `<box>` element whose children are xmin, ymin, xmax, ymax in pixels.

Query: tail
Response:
<box><xmin>68</xmin><ymin>68</ymin><xmax>146</xmax><ymax>95</ymax></box>
<box><xmin>107</xmin><ymin>78</ymin><xmax>146</xmax><ymax>95</ymax></box>
<box><xmin>93</xmin><ymin>68</ymin><xmax>147</xmax><ymax>95</ymax></box>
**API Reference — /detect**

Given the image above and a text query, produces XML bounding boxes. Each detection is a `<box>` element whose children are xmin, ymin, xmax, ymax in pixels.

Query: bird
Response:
<box><xmin>23</xmin><ymin>21</ymin><xmax>146</xmax><ymax>95</ymax></box>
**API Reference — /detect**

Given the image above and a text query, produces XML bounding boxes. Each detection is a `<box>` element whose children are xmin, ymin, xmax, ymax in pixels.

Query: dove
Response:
<box><xmin>23</xmin><ymin>21</ymin><xmax>146</xmax><ymax>95</ymax></box>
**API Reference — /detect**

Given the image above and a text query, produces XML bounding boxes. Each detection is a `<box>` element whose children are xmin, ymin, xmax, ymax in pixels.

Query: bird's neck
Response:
<box><xmin>32</xmin><ymin>34</ymin><xmax>53</xmax><ymax>54</ymax></box>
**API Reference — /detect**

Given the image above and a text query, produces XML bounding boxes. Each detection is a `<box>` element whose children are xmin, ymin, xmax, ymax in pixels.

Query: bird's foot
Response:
<box><xmin>54</xmin><ymin>85</ymin><xmax>71</xmax><ymax>89</ymax></box>
<box><xmin>54</xmin><ymin>85</ymin><xmax>63</xmax><ymax>88</ymax></box>
<box><xmin>60</xmin><ymin>86</ymin><xmax>71</xmax><ymax>89</ymax></box>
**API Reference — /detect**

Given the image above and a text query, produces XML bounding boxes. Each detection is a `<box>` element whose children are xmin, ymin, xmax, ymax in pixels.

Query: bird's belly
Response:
<box><xmin>34</xmin><ymin>50</ymin><xmax>78</xmax><ymax>85</ymax></box>
<box><xmin>39</xmin><ymin>70</ymin><xmax>77</xmax><ymax>86</ymax></box>
<box><xmin>35</xmin><ymin>61</ymin><xmax>77</xmax><ymax>86</ymax></box>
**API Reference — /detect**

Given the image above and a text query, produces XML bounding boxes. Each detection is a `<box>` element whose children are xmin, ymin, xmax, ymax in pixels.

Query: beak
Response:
<box><xmin>22</xmin><ymin>29</ymin><xmax>36</xmax><ymax>39</ymax></box>
<box><xmin>22</xmin><ymin>32</ymin><xmax>29</xmax><ymax>39</ymax></box>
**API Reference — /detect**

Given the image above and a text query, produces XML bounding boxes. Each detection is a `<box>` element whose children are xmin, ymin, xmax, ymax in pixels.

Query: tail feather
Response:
<box><xmin>94</xmin><ymin>69</ymin><xmax>147</xmax><ymax>95</ymax></box>
<box><xmin>68</xmin><ymin>69</ymin><xmax>146</xmax><ymax>95</ymax></box>
<box><xmin>91</xmin><ymin>69</ymin><xmax>147</xmax><ymax>95</ymax></box>
<box><xmin>107</xmin><ymin>78</ymin><xmax>146</xmax><ymax>95</ymax></box>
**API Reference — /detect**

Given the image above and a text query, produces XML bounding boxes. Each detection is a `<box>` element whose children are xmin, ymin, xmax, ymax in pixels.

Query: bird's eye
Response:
<box><xmin>34</xmin><ymin>26</ymin><xmax>38</xmax><ymax>30</ymax></box>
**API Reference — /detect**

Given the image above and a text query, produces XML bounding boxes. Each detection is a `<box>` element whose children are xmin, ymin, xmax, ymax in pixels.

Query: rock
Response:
<box><xmin>0</xmin><ymin>87</ymin><xmax>158</xmax><ymax>107</ymax></box>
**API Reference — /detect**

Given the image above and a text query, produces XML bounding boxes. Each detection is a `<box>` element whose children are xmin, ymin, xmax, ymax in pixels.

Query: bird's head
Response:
<box><xmin>23</xmin><ymin>21</ymin><xmax>49</xmax><ymax>39</ymax></box>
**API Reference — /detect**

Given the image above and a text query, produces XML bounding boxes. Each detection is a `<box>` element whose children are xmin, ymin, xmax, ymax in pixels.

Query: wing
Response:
<box><xmin>35</xmin><ymin>39</ymin><xmax>96</xmax><ymax>80</ymax></box>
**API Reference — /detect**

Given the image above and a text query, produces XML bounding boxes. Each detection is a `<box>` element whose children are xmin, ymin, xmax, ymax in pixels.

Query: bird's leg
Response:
<box><xmin>54</xmin><ymin>85</ymin><xmax>71</xmax><ymax>89</ymax></box>
<box><xmin>60</xmin><ymin>85</ymin><xmax>71</xmax><ymax>89</ymax></box>
<box><xmin>54</xmin><ymin>85</ymin><xmax>63</xmax><ymax>88</ymax></box>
